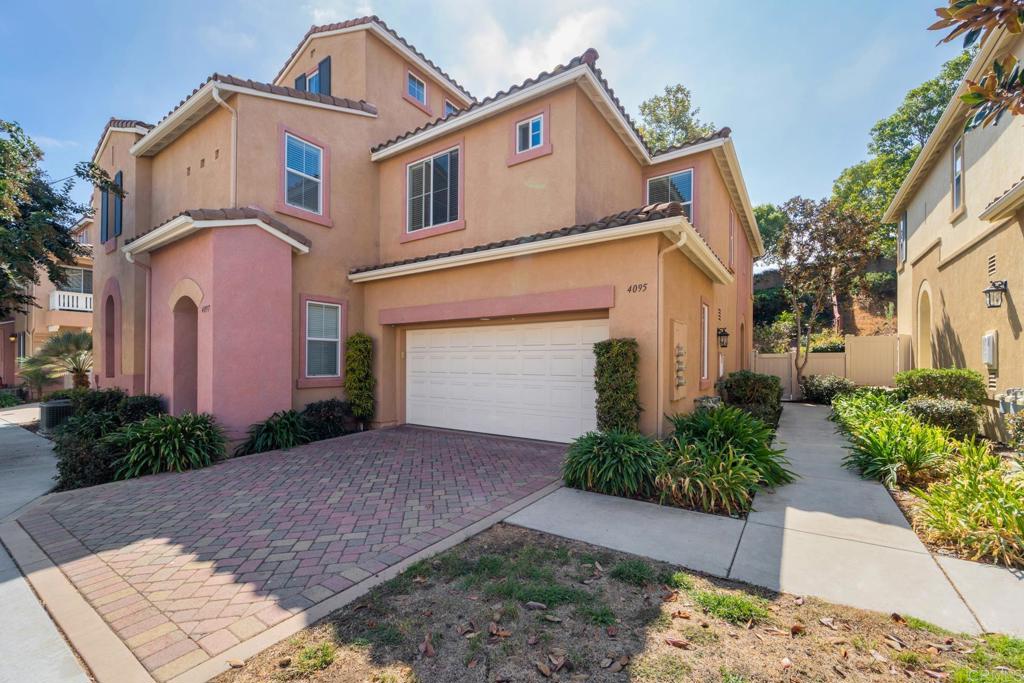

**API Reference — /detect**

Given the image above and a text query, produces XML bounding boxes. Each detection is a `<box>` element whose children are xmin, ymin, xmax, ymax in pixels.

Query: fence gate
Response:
<box><xmin>752</xmin><ymin>353</ymin><xmax>795</xmax><ymax>400</ymax></box>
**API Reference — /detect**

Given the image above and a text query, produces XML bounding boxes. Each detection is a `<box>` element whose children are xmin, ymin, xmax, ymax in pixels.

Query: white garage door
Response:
<box><xmin>406</xmin><ymin>319</ymin><xmax>608</xmax><ymax>442</ymax></box>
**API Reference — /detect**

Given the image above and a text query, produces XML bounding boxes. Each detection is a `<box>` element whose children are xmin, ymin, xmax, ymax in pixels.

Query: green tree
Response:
<box><xmin>752</xmin><ymin>203</ymin><xmax>787</xmax><ymax>264</ymax></box>
<box><xmin>637</xmin><ymin>84</ymin><xmax>716</xmax><ymax>151</ymax></box>
<box><xmin>0</xmin><ymin>120</ymin><xmax>119</xmax><ymax>317</ymax></box>
<box><xmin>23</xmin><ymin>330</ymin><xmax>93</xmax><ymax>389</ymax></box>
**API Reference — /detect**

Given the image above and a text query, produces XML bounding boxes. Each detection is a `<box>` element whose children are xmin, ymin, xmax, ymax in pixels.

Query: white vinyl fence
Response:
<box><xmin>753</xmin><ymin>334</ymin><xmax>911</xmax><ymax>400</ymax></box>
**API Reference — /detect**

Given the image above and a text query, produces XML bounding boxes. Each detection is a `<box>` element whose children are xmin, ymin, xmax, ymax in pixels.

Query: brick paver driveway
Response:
<box><xmin>16</xmin><ymin>427</ymin><xmax>564</xmax><ymax>681</ymax></box>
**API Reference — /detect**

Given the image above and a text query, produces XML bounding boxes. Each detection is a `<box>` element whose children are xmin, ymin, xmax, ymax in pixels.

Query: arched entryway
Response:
<box><xmin>917</xmin><ymin>285</ymin><xmax>933</xmax><ymax>369</ymax></box>
<box><xmin>172</xmin><ymin>296</ymin><xmax>199</xmax><ymax>415</ymax></box>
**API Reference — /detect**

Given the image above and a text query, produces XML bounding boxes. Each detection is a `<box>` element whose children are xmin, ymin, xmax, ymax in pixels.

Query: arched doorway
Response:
<box><xmin>172</xmin><ymin>296</ymin><xmax>199</xmax><ymax>415</ymax></box>
<box><xmin>104</xmin><ymin>295</ymin><xmax>116</xmax><ymax>378</ymax></box>
<box><xmin>917</xmin><ymin>287</ymin><xmax>933</xmax><ymax>369</ymax></box>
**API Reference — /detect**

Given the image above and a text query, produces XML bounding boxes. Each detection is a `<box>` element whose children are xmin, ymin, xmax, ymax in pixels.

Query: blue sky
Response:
<box><xmin>2</xmin><ymin>0</ymin><xmax>962</xmax><ymax>208</ymax></box>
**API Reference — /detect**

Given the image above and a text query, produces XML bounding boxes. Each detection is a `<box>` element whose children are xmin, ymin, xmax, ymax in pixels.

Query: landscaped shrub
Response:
<box><xmin>800</xmin><ymin>374</ymin><xmax>855</xmax><ymax>405</ymax></box>
<box><xmin>235</xmin><ymin>410</ymin><xmax>312</xmax><ymax>456</ymax></box>
<box><xmin>562</xmin><ymin>430</ymin><xmax>662</xmax><ymax>498</ymax></box>
<box><xmin>715</xmin><ymin>370</ymin><xmax>783</xmax><ymax>428</ymax></box>
<box><xmin>302</xmin><ymin>398</ymin><xmax>355</xmax><ymax>441</ymax></box>
<box><xmin>842</xmin><ymin>411</ymin><xmax>953</xmax><ymax>487</ymax></box>
<box><xmin>72</xmin><ymin>387</ymin><xmax>128</xmax><ymax>416</ymax></box>
<box><xmin>808</xmin><ymin>331</ymin><xmax>845</xmax><ymax>353</ymax></box>
<box><xmin>894</xmin><ymin>368</ymin><xmax>987</xmax><ymax>405</ymax></box>
<box><xmin>119</xmin><ymin>394</ymin><xmax>166</xmax><ymax>423</ymax></box>
<box><xmin>913</xmin><ymin>439</ymin><xmax>1024</xmax><ymax>568</ymax></box>
<box><xmin>109</xmin><ymin>413</ymin><xmax>226</xmax><ymax>479</ymax></box>
<box><xmin>593</xmin><ymin>338</ymin><xmax>641</xmax><ymax>432</ymax></box>
<box><xmin>1006</xmin><ymin>412</ymin><xmax>1024</xmax><ymax>453</ymax></box>
<box><xmin>344</xmin><ymin>332</ymin><xmax>376</xmax><ymax>426</ymax></box>
<box><xmin>53</xmin><ymin>411</ymin><xmax>125</xmax><ymax>490</ymax></box>
<box><xmin>0</xmin><ymin>392</ymin><xmax>20</xmax><ymax>408</ymax></box>
<box><xmin>655</xmin><ymin>438</ymin><xmax>759</xmax><ymax>516</ymax></box>
<box><xmin>667</xmin><ymin>406</ymin><xmax>794</xmax><ymax>488</ymax></box>
<box><xmin>905</xmin><ymin>397</ymin><xmax>980</xmax><ymax>439</ymax></box>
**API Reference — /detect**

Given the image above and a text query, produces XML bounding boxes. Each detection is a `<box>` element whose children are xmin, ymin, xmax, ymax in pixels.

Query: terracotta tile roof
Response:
<box><xmin>273</xmin><ymin>16</ymin><xmax>474</xmax><ymax>101</ymax></box>
<box><xmin>985</xmin><ymin>174</ymin><xmax>1024</xmax><ymax>210</ymax></box>
<box><xmin>91</xmin><ymin>117</ymin><xmax>153</xmax><ymax>161</ymax></box>
<box><xmin>125</xmin><ymin>207</ymin><xmax>312</xmax><ymax>248</ymax></box>
<box><xmin>350</xmin><ymin>201</ymin><xmax>720</xmax><ymax>274</ymax></box>
<box><xmin>369</xmin><ymin>48</ymin><xmax>732</xmax><ymax>157</ymax></box>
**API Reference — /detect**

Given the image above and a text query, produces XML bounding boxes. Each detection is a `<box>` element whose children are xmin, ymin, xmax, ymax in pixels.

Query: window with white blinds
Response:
<box><xmin>647</xmin><ymin>169</ymin><xmax>693</xmax><ymax>221</ymax></box>
<box><xmin>285</xmin><ymin>134</ymin><xmax>323</xmax><ymax>215</ymax></box>
<box><xmin>62</xmin><ymin>267</ymin><xmax>93</xmax><ymax>294</ymax></box>
<box><xmin>407</xmin><ymin>147</ymin><xmax>459</xmax><ymax>232</ymax></box>
<box><xmin>305</xmin><ymin>301</ymin><xmax>340</xmax><ymax>377</ymax></box>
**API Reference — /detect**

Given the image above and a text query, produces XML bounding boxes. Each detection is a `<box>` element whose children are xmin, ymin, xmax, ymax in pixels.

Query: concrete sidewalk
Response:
<box><xmin>510</xmin><ymin>403</ymin><xmax>1022</xmax><ymax>636</ymax></box>
<box><xmin>0</xmin><ymin>408</ymin><xmax>90</xmax><ymax>683</ymax></box>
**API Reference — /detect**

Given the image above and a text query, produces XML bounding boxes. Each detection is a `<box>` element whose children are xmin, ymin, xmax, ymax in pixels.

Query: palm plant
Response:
<box><xmin>23</xmin><ymin>330</ymin><xmax>93</xmax><ymax>388</ymax></box>
<box><xmin>18</xmin><ymin>362</ymin><xmax>60</xmax><ymax>401</ymax></box>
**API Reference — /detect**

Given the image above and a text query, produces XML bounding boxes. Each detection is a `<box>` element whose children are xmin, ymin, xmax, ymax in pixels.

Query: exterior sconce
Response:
<box><xmin>983</xmin><ymin>280</ymin><xmax>1008</xmax><ymax>309</ymax></box>
<box><xmin>717</xmin><ymin>327</ymin><xmax>730</xmax><ymax>348</ymax></box>
<box><xmin>7</xmin><ymin>334</ymin><xmax>15</xmax><ymax>343</ymax></box>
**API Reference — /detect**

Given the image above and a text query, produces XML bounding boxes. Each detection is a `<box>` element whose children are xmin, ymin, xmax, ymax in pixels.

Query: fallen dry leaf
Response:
<box><xmin>665</xmin><ymin>637</ymin><xmax>692</xmax><ymax>650</ymax></box>
<box><xmin>764</xmin><ymin>627</ymin><xmax>788</xmax><ymax>636</ymax></box>
<box><xmin>671</xmin><ymin>610</ymin><xmax>692</xmax><ymax>619</ymax></box>
<box><xmin>608</xmin><ymin>655</ymin><xmax>631</xmax><ymax>673</ymax></box>
<box><xmin>795</xmin><ymin>596</ymin><xmax>805</xmax><ymax>606</ymax></box>
<box><xmin>549</xmin><ymin>654</ymin><xmax>567</xmax><ymax>671</ymax></box>
<box><xmin>662</xmin><ymin>590</ymin><xmax>679</xmax><ymax>603</ymax></box>
<box><xmin>276</xmin><ymin>657</ymin><xmax>291</xmax><ymax>668</ymax></box>
<box><xmin>525</xmin><ymin>601</ymin><xmax>548</xmax><ymax>611</ymax></box>
<box><xmin>527</xmin><ymin>634</ymin><xmax>539</xmax><ymax>646</ymax></box>
<box><xmin>227</xmin><ymin>659</ymin><xmax>244</xmax><ymax>668</ymax></box>
<box><xmin>536</xmin><ymin>661</ymin><xmax>552</xmax><ymax>678</ymax></box>
<box><xmin>870</xmin><ymin>649</ymin><xmax>887</xmax><ymax>663</ymax></box>
<box><xmin>606</xmin><ymin>626</ymin><xmax>618</xmax><ymax>637</ymax></box>
<box><xmin>820</xmin><ymin>617</ymin><xmax>838</xmax><ymax>630</ymax></box>
<box><xmin>543</xmin><ymin>615</ymin><xmax>562</xmax><ymax>623</ymax></box>
<box><xmin>467</xmin><ymin>658</ymin><xmax>478</xmax><ymax>669</ymax></box>
<box><xmin>600</xmin><ymin>657</ymin><xmax>613</xmax><ymax>669</ymax></box>
<box><xmin>891</xmin><ymin>613</ymin><xmax>906</xmax><ymax>624</ymax></box>
<box><xmin>418</xmin><ymin>634</ymin><xmax>435</xmax><ymax>658</ymax></box>
<box><xmin>791</xmin><ymin>623</ymin><xmax>806</xmax><ymax>637</ymax></box>
<box><xmin>782</xmin><ymin>657</ymin><xmax>794</xmax><ymax>670</ymax></box>
<box><xmin>923</xmin><ymin>671</ymin><xmax>948</xmax><ymax>680</ymax></box>
<box><xmin>833</xmin><ymin>664</ymin><xmax>847</xmax><ymax>678</ymax></box>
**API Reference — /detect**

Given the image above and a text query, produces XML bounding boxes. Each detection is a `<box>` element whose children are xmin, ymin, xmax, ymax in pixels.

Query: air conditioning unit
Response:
<box><xmin>981</xmin><ymin>330</ymin><xmax>998</xmax><ymax>369</ymax></box>
<box><xmin>39</xmin><ymin>399</ymin><xmax>74</xmax><ymax>435</ymax></box>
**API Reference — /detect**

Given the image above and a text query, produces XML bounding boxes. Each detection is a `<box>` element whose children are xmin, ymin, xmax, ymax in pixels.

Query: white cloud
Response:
<box><xmin>304</xmin><ymin>0</ymin><xmax>374</xmax><ymax>24</ymax></box>
<box><xmin>32</xmin><ymin>135</ymin><xmax>80</xmax><ymax>150</ymax></box>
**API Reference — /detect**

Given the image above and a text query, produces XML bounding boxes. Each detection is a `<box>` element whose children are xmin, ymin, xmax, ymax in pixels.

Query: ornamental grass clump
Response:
<box><xmin>655</xmin><ymin>439</ymin><xmax>759</xmax><ymax>516</ymax></box>
<box><xmin>842</xmin><ymin>411</ymin><xmax>953</xmax><ymax>487</ymax></box>
<box><xmin>562</xmin><ymin>430</ymin><xmax>662</xmax><ymax>498</ymax></box>
<box><xmin>913</xmin><ymin>439</ymin><xmax>1024</xmax><ymax>568</ymax></box>
<box><xmin>109</xmin><ymin>412</ymin><xmax>225</xmax><ymax>479</ymax></box>
<box><xmin>831</xmin><ymin>390</ymin><xmax>900</xmax><ymax>433</ymax></box>
<box><xmin>235</xmin><ymin>409</ymin><xmax>312</xmax><ymax>456</ymax></box>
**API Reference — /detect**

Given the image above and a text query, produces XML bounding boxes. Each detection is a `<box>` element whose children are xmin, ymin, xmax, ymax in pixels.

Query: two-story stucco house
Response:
<box><xmin>884</xmin><ymin>29</ymin><xmax>1024</xmax><ymax>437</ymax></box>
<box><xmin>89</xmin><ymin>16</ymin><xmax>763</xmax><ymax>441</ymax></box>
<box><xmin>1</xmin><ymin>219</ymin><xmax>95</xmax><ymax>390</ymax></box>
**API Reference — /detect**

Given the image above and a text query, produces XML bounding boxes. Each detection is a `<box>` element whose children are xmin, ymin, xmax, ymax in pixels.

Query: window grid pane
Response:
<box><xmin>306</xmin><ymin>303</ymin><xmax>340</xmax><ymax>377</ymax></box>
<box><xmin>285</xmin><ymin>135</ymin><xmax>322</xmax><ymax>214</ymax></box>
<box><xmin>408</xmin><ymin>74</ymin><xmax>425</xmax><ymax>104</ymax></box>
<box><xmin>407</xmin><ymin>149</ymin><xmax>458</xmax><ymax>232</ymax></box>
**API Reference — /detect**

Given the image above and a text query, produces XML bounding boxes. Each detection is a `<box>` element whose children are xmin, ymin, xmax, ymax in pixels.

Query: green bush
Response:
<box><xmin>913</xmin><ymin>439</ymin><xmax>1024</xmax><ymax>568</ymax></box>
<box><xmin>808</xmin><ymin>331</ymin><xmax>845</xmax><ymax>353</ymax></box>
<box><xmin>667</xmin><ymin>406</ymin><xmax>794</xmax><ymax>488</ymax></box>
<box><xmin>655</xmin><ymin>438</ymin><xmax>759</xmax><ymax>516</ymax></box>
<box><xmin>53</xmin><ymin>412</ymin><xmax>125</xmax><ymax>490</ymax></box>
<box><xmin>593</xmin><ymin>338</ymin><xmax>641</xmax><ymax>432</ymax></box>
<box><xmin>831</xmin><ymin>389</ymin><xmax>900</xmax><ymax>433</ymax></box>
<box><xmin>1006</xmin><ymin>413</ymin><xmax>1024</xmax><ymax>453</ymax></box>
<box><xmin>302</xmin><ymin>398</ymin><xmax>354</xmax><ymax>441</ymax></box>
<box><xmin>109</xmin><ymin>413</ymin><xmax>226</xmax><ymax>479</ymax></box>
<box><xmin>235</xmin><ymin>410</ymin><xmax>312</xmax><ymax>456</ymax></box>
<box><xmin>895</xmin><ymin>368</ymin><xmax>987</xmax><ymax>405</ymax></box>
<box><xmin>801</xmin><ymin>374</ymin><xmax>855</xmax><ymax>404</ymax></box>
<box><xmin>344</xmin><ymin>333</ymin><xmax>375</xmax><ymax>424</ymax></box>
<box><xmin>842</xmin><ymin>411</ymin><xmax>953</xmax><ymax>487</ymax></box>
<box><xmin>715</xmin><ymin>370</ymin><xmax>783</xmax><ymax>428</ymax></box>
<box><xmin>119</xmin><ymin>394</ymin><xmax>166</xmax><ymax>423</ymax></box>
<box><xmin>562</xmin><ymin>430</ymin><xmax>662</xmax><ymax>498</ymax></box>
<box><xmin>72</xmin><ymin>388</ymin><xmax>127</xmax><ymax>416</ymax></box>
<box><xmin>0</xmin><ymin>392</ymin><xmax>20</xmax><ymax>408</ymax></box>
<box><xmin>905</xmin><ymin>397</ymin><xmax>980</xmax><ymax>439</ymax></box>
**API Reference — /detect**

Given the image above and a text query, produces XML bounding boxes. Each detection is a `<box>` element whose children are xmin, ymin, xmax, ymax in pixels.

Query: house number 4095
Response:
<box><xmin>626</xmin><ymin>283</ymin><xmax>648</xmax><ymax>293</ymax></box>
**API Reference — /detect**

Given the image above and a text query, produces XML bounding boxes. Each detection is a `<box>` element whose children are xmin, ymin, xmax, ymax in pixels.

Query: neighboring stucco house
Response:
<box><xmin>884</xmin><ymin>29</ymin><xmax>1024</xmax><ymax>437</ymax></box>
<box><xmin>89</xmin><ymin>16</ymin><xmax>762</xmax><ymax>441</ymax></box>
<box><xmin>1</xmin><ymin>219</ymin><xmax>95</xmax><ymax>389</ymax></box>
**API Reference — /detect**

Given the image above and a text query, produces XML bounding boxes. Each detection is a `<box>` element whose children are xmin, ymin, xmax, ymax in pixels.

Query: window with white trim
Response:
<box><xmin>305</xmin><ymin>301</ymin><xmax>341</xmax><ymax>377</ymax></box>
<box><xmin>407</xmin><ymin>147</ymin><xmax>459</xmax><ymax>231</ymax></box>
<box><xmin>285</xmin><ymin>134</ymin><xmax>323</xmax><ymax>215</ymax></box>
<box><xmin>16</xmin><ymin>332</ymin><xmax>26</xmax><ymax>359</ymax></box>
<box><xmin>647</xmin><ymin>169</ymin><xmax>693</xmax><ymax>221</ymax></box>
<box><xmin>306</xmin><ymin>69</ymin><xmax>320</xmax><ymax>94</ymax></box>
<box><xmin>444</xmin><ymin>100</ymin><xmax>458</xmax><ymax>117</ymax></box>
<box><xmin>700</xmin><ymin>302</ymin><xmax>709</xmax><ymax>382</ymax></box>
<box><xmin>952</xmin><ymin>137</ymin><xmax>964</xmax><ymax>212</ymax></box>
<box><xmin>61</xmin><ymin>267</ymin><xmax>93</xmax><ymax>294</ymax></box>
<box><xmin>516</xmin><ymin>115</ymin><xmax>543</xmax><ymax>153</ymax></box>
<box><xmin>898</xmin><ymin>210</ymin><xmax>908</xmax><ymax>263</ymax></box>
<box><xmin>407</xmin><ymin>72</ymin><xmax>426</xmax><ymax>105</ymax></box>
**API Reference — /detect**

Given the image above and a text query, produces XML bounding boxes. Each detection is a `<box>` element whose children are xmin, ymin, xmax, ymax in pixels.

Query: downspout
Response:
<box><xmin>656</xmin><ymin>230</ymin><xmax>687</xmax><ymax>438</ymax></box>
<box><xmin>212</xmin><ymin>86</ymin><xmax>237</xmax><ymax>208</ymax></box>
<box><xmin>124</xmin><ymin>250</ymin><xmax>152</xmax><ymax>395</ymax></box>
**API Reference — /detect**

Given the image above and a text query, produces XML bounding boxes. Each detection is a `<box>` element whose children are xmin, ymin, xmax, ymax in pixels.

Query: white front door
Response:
<box><xmin>405</xmin><ymin>319</ymin><xmax>609</xmax><ymax>442</ymax></box>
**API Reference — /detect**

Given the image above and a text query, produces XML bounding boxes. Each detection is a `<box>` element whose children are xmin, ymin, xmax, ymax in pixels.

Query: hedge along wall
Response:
<box><xmin>593</xmin><ymin>338</ymin><xmax>641</xmax><ymax>432</ymax></box>
<box><xmin>344</xmin><ymin>332</ymin><xmax>375</xmax><ymax>424</ymax></box>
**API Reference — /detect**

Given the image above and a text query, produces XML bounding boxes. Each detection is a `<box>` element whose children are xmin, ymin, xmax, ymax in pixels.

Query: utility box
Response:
<box><xmin>982</xmin><ymin>330</ymin><xmax>998</xmax><ymax>369</ymax></box>
<box><xmin>39</xmin><ymin>399</ymin><xmax>74</xmax><ymax>435</ymax></box>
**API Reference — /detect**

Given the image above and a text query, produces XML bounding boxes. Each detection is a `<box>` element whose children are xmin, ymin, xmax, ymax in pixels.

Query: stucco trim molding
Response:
<box><xmin>167</xmin><ymin>278</ymin><xmax>205</xmax><ymax>310</ymax></box>
<box><xmin>123</xmin><ymin>215</ymin><xmax>311</xmax><ymax>260</ymax></box>
<box><xmin>378</xmin><ymin>286</ymin><xmax>615</xmax><ymax>325</ymax></box>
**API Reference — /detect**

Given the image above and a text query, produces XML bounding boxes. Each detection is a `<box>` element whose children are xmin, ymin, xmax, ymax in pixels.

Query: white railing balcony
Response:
<box><xmin>50</xmin><ymin>291</ymin><xmax>93</xmax><ymax>312</ymax></box>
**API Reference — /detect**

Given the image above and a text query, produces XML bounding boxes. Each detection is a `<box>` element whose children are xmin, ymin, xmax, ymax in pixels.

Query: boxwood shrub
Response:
<box><xmin>302</xmin><ymin>398</ymin><xmax>355</xmax><ymax>440</ymax></box>
<box><xmin>593</xmin><ymin>338</ymin><xmax>641</xmax><ymax>432</ymax></box>
<box><xmin>905</xmin><ymin>397</ymin><xmax>979</xmax><ymax>439</ymax></box>
<box><xmin>715</xmin><ymin>370</ymin><xmax>782</xmax><ymax>428</ymax></box>
<box><xmin>894</xmin><ymin>368</ymin><xmax>987</xmax><ymax>405</ymax></box>
<box><xmin>801</xmin><ymin>374</ymin><xmax>855</xmax><ymax>405</ymax></box>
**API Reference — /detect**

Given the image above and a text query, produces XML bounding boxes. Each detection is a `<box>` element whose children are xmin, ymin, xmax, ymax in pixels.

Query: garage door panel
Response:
<box><xmin>406</xmin><ymin>320</ymin><xmax>608</xmax><ymax>443</ymax></box>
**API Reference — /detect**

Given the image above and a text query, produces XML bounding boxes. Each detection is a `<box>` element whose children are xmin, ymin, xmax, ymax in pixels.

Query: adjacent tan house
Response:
<box><xmin>884</xmin><ymin>29</ymin><xmax>1024</xmax><ymax>436</ymax></box>
<box><xmin>90</xmin><ymin>16</ymin><xmax>762</xmax><ymax>441</ymax></box>
<box><xmin>1</xmin><ymin>219</ymin><xmax>95</xmax><ymax>390</ymax></box>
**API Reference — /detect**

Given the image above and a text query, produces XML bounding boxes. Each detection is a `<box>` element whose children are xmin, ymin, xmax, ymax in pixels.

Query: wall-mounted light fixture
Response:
<box><xmin>717</xmin><ymin>327</ymin><xmax>730</xmax><ymax>348</ymax></box>
<box><xmin>983</xmin><ymin>280</ymin><xmax>1008</xmax><ymax>309</ymax></box>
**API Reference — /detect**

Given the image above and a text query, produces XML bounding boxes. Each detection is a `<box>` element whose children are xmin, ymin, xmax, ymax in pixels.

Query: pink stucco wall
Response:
<box><xmin>149</xmin><ymin>226</ymin><xmax>293</xmax><ymax>439</ymax></box>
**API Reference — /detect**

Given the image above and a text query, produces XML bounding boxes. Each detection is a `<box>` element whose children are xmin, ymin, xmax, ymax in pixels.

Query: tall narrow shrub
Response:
<box><xmin>593</xmin><ymin>338</ymin><xmax>641</xmax><ymax>432</ymax></box>
<box><xmin>345</xmin><ymin>332</ymin><xmax>375</xmax><ymax>424</ymax></box>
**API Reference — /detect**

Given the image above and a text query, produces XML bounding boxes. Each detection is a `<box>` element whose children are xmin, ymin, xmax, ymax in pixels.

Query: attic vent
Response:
<box><xmin>988</xmin><ymin>254</ymin><xmax>997</xmax><ymax>277</ymax></box>
<box><xmin>717</xmin><ymin>308</ymin><xmax>722</xmax><ymax>321</ymax></box>
<box><xmin>988</xmin><ymin>369</ymin><xmax>998</xmax><ymax>390</ymax></box>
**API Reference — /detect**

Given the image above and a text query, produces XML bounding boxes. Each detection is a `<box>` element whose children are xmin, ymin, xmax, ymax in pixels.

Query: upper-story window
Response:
<box><xmin>407</xmin><ymin>72</ymin><xmax>427</xmax><ymax>106</ymax></box>
<box><xmin>306</xmin><ymin>69</ymin><xmax>320</xmax><ymax>93</ymax></box>
<box><xmin>61</xmin><ymin>267</ymin><xmax>93</xmax><ymax>294</ymax></box>
<box><xmin>647</xmin><ymin>169</ymin><xmax>693</xmax><ymax>221</ymax></box>
<box><xmin>99</xmin><ymin>170</ymin><xmax>123</xmax><ymax>243</ymax></box>
<box><xmin>294</xmin><ymin>57</ymin><xmax>331</xmax><ymax>95</ymax></box>
<box><xmin>285</xmin><ymin>134</ymin><xmax>323</xmax><ymax>215</ymax></box>
<box><xmin>898</xmin><ymin>210</ymin><xmax>908</xmax><ymax>263</ymax></box>
<box><xmin>516</xmin><ymin>115</ymin><xmax>543</xmax><ymax>153</ymax></box>
<box><xmin>728</xmin><ymin>208</ymin><xmax>736</xmax><ymax>269</ymax></box>
<box><xmin>951</xmin><ymin>137</ymin><xmax>964</xmax><ymax>213</ymax></box>
<box><xmin>444</xmin><ymin>100</ymin><xmax>458</xmax><ymax>117</ymax></box>
<box><xmin>408</xmin><ymin>147</ymin><xmax>459</xmax><ymax>232</ymax></box>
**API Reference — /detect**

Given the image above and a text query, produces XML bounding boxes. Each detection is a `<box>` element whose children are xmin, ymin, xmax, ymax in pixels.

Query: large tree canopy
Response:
<box><xmin>752</xmin><ymin>203</ymin><xmax>787</xmax><ymax>265</ymax></box>
<box><xmin>637</xmin><ymin>83</ymin><xmax>717</xmax><ymax>152</ymax></box>
<box><xmin>0</xmin><ymin>120</ymin><xmax>117</xmax><ymax>317</ymax></box>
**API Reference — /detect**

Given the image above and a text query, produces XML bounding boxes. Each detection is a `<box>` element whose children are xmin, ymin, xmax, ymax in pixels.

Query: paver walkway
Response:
<box><xmin>511</xmin><ymin>403</ymin><xmax>1022</xmax><ymax>635</ymax></box>
<box><xmin>7</xmin><ymin>426</ymin><xmax>563</xmax><ymax>682</ymax></box>
<box><xmin>0</xmin><ymin>407</ymin><xmax>91</xmax><ymax>683</ymax></box>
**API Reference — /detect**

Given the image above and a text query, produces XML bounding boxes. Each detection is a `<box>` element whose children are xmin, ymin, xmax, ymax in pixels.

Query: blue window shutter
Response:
<box><xmin>100</xmin><ymin>189</ymin><xmax>109</xmax><ymax>243</ymax></box>
<box><xmin>113</xmin><ymin>171</ymin><xmax>123</xmax><ymax>237</ymax></box>
<box><xmin>294</xmin><ymin>74</ymin><xmax>306</xmax><ymax>91</ymax></box>
<box><xmin>317</xmin><ymin>57</ymin><xmax>331</xmax><ymax>95</ymax></box>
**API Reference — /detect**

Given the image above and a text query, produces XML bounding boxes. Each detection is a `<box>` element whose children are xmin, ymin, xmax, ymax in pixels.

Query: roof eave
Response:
<box><xmin>91</xmin><ymin>125</ymin><xmax>152</xmax><ymax>164</ymax></box>
<box><xmin>122</xmin><ymin>216</ymin><xmax>310</xmax><ymax>259</ymax></box>
<box><xmin>979</xmin><ymin>178</ymin><xmax>1024</xmax><ymax>221</ymax></box>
